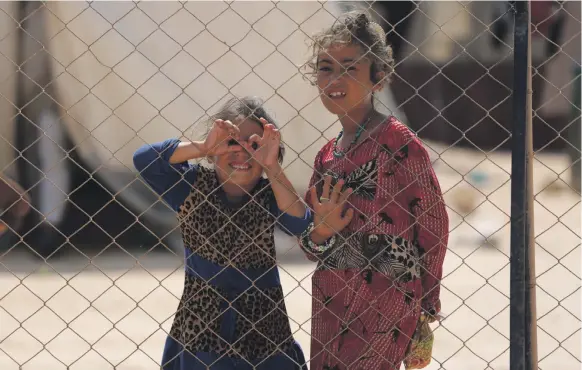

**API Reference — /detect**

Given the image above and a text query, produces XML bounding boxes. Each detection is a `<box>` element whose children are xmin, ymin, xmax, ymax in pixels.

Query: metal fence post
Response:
<box><xmin>510</xmin><ymin>1</ymin><xmax>538</xmax><ymax>369</ymax></box>
<box><xmin>567</xmin><ymin>65</ymin><xmax>581</xmax><ymax>193</ymax></box>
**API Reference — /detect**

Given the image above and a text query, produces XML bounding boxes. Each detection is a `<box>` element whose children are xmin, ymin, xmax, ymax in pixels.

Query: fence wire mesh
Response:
<box><xmin>0</xmin><ymin>1</ymin><xmax>580</xmax><ymax>369</ymax></box>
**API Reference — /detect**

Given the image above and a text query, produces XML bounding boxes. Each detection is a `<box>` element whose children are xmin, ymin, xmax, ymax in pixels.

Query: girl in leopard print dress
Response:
<box><xmin>299</xmin><ymin>12</ymin><xmax>449</xmax><ymax>370</ymax></box>
<box><xmin>134</xmin><ymin>97</ymin><xmax>308</xmax><ymax>370</ymax></box>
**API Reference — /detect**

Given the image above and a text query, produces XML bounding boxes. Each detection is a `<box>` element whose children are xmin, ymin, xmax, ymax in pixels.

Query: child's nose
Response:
<box><xmin>329</xmin><ymin>72</ymin><xmax>344</xmax><ymax>86</ymax></box>
<box><xmin>232</xmin><ymin>146</ymin><xmax>251</xmax><ymax>159</ymax></box>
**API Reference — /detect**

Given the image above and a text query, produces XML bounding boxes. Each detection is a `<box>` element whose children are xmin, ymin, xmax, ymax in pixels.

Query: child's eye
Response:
<box><xmin>251</xmin><ymin>142</ymin><xmax>259</xmax><ymax>150</ymax></box>
<box><xmin>227</xmin><ymin>139</ymin><xmax>239</xmax><ymax>146</ymax></box>
<box><xmin>318</xmin><ymin>67</ymin><xmax>331</xmax><ymax>72</ymax></box>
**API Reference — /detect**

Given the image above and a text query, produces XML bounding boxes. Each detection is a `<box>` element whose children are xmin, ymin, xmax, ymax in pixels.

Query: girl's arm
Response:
<box><xmin>167</xmin><ymin>141</ymin><xmax>207</xmax><ymax>164</ymax></box>
<box><xmin>132</xmin><ymin>139</ymin><xmax>200</xmax><ymax>211</ymax></box>
<box><xmin>265</xmin><ymin>165</ymin><xmax>311</xmax><ymax>236</ymax></box>
<box><xmin>265</xmin><ymin>165</ymin><xmax>306</xmax><ymax>218</ymax></box>
<box><xmin>394</xmin><ymin>136</ymin><xmax>449</xmax><ymax>317</ymax></box>
<box><xmin>298</xmin><ymin>150</ymin><xmax>326</xmax><ymax>262</ymax></box>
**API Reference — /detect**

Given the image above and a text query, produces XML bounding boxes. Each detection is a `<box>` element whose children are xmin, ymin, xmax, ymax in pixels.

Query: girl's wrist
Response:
<box><xmin>194</xmin><ymin>141</ymin><xmax>210</xmax><ymax>157</ymax></box>
<box><xmin>310</xmin><ymin>229</ymin><xmax>331</xmax><ymax>244</ymax></box>
<box><xmin>300</xmin><ymin>222</ymin><xmax>337</xmax><ymax>254</ymax></box>
<box><xmin>265</xmin><ymin>164</ymin><xmax>283</xmax><ymax>179</ymax></box>
<box><xmin>169</xmin><ymin>141</ymin><xmax>207</xmax><ymax>164</ymax></box>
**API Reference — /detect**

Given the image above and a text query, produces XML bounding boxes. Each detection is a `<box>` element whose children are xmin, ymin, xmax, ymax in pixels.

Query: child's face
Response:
<box><xmin>214</xmin><ymin>118</ymin><xmax>265</xmax><ymax>191</ymax></box>
<box><xmin>316</xmin><ymin>44</ymin><xmax>379</xmax><ymax>115</ymax></box>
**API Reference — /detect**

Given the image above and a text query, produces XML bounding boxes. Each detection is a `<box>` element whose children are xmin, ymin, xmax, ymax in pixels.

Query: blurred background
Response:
<box><xmin>0</xmin><ymin>1</ymin><xmax>580</xmax><ymax>369</ymax></box>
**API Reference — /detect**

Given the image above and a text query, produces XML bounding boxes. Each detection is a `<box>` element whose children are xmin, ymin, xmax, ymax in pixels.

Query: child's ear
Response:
<box><xmin>373</xmin><ymin>72</ymin><xmax>386</xmax><ymax>91</ymax></box>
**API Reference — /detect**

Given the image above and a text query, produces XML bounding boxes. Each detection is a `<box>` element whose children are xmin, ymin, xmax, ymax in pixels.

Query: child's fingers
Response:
<box><xmin>214</xmin><ymin>119</ymin><xmax>225</xmax><ymax>130</ymax></box>
<box><xmin>248</xmin><ymin>134</ymin><xmax>262</xmax><ymax>146</ymax></box>
<box><xmin>265</xmin><ymin>129</ymin><xmax>279</xmax><ymax>147</ymax></box>
<box><xmin>224</xmin><ymin>120</ymin><xmax>240</xmax><ymax>136</ymax></box>
<box><xmin>272</xmin><ymin>130</ymin><xmax>281</xmax><ymax>145</ymax></box>
<box><xmin>268</xmin><ymin>129</ymin><xmax>280</xmax><ymax>148</ymax></box>
<box><xmin>215</xmin><ymin>119</ymin><xmax>238</xmax><ymax>138</ymax></box>
<box><xmin>330</xmin><ymin>179</ymin><xmax>344</xmax><ymax>203</ymax></box>
<box><xmin>247</xmin><ymin>134</ymin><xmax>263</xmax><ymax>153</ymax></box>
<box><xmin>216</xmin><ymin>119</ymin><xmax>234</xmax><ymax>129</ymax></box>
<box><xmin>230</xmin><ymin>125</ymin><xmax>240</xmax><ymax>138</ymax></box>
<box><xmin>262</xmin><ymin>126</ymin><xmax>272</xmax><ymax>141</ymax></box>
<box><xmin>338</xmin><ymin>187</ymin><xmax>353</xmax><ymax>204</ymax></box>
<box><xmin>240</xmin><ymin>141</ymin><xmax>254</xmax><ymax>154</ymax></box>
<box><xmin>321</xmin><ymin>176</ymin><xmax>332</xmax><ymax>201</ymax></box>
<box><xmin>341</xmin><ymin>208</ymin><xmax>354</xmax><ymax>226</ymax></box>
<box><xmin>219</xmin><ymin>119</ymin><xmax>233</xmax><ymax>129</ymax></box>
<box><xmin>309</xmin><ymin>186</ymin><xmax>320</xmax><ymax>208</ymax></box>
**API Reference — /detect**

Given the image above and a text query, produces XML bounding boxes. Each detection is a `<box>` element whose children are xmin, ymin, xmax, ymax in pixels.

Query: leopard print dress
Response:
<box><xmin>162</xmin><ymin>166</ymin><xmax>306</xmax><ymax>369</ymax></box>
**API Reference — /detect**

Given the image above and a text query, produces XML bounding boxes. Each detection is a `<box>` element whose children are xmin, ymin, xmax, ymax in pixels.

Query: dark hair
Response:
<box><xmin>209</xmin><ymin>96</ymin><xmax>285</xmax><ymax>164</ymax></box>
<box><xmin>305</xmin><ymin>11</ymin><xmax>394</xmax><ymax>86</ymax></box>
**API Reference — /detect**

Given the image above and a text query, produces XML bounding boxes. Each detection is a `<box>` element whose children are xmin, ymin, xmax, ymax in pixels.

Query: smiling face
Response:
<box><xmin>214</xmin><ymin>118</ymin><xmax>264</xmax><ymax>192</ymax></box>
<box><xmin>316</xmin><ymin>44</ymin><xmax>382</xmax><ymax>116</ymax></box>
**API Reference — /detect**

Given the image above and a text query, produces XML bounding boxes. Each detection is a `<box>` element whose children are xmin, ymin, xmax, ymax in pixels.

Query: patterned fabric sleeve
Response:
<box><xmin>393</xmin><ymin>133</ymin><xmax>449</xmax><ymax>316</ymax></box>
<box><xmin>133</xmin><ymin>139</ymin><xmax>198</xmax><ymax>212</ymax></box>
<box><xmin>272</xmin><ymin>204</ymin><xmax>312</xmax><ymax>236</ymax></box>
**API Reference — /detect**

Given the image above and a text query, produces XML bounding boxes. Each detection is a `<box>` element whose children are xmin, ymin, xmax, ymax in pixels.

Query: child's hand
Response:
<box><xmin>203</xmin><ymin>119</ymin><xmax>243</xmax><ymax>157</ymax></box>
<box><xmin>245</xmin><ymin>118</ymin><xmax>281</xmax><ymax>171</ymax></box>
<box><xmin>309</xmin><ymin>175</ymin><xmax>354</xmax><ymax>242</ymax></box>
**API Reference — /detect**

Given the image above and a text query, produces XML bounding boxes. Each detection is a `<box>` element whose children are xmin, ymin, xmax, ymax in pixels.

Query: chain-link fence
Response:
<box><xmin>0</xmin><ymin>1</ymin><xmax>580</xmax><ymax>369</ymax></box>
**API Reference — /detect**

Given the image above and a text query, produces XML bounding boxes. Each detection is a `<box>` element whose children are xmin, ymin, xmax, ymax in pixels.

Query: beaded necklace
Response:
<box><xmin>332</xmin><ymin>115</ymin><xmax>372</xmax><ymax>158</ymax></box>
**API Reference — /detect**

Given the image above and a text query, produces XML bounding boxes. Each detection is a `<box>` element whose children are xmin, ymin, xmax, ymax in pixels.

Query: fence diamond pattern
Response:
<box><xmin>0</xmin><ymin>1</ymin><xmax>580</xmax><ymax>370</ymax></box>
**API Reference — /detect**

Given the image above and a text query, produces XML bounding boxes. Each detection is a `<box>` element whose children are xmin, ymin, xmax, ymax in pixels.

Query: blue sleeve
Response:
<box><xmin>133</xmin><ymin>139</ymin><xmax>198</xmax><ymax>211</ymax></box>
<box><xmin>270</xmin><ymin>201</ymin><xmax>312</xmax><ymax>236</ymax></box>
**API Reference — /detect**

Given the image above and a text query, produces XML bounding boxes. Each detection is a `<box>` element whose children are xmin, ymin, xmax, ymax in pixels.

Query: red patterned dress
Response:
<box><xmin>300</xmin><ymin>117</ymin><xmax>449</xmax><ymax>370</ymax></box>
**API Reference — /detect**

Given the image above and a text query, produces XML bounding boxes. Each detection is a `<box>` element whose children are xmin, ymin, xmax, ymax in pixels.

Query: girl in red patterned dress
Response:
<box><xmin>298</xmin><ymin>11</ymin><xmax>449</xmax><ymax>370</ymax></box>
